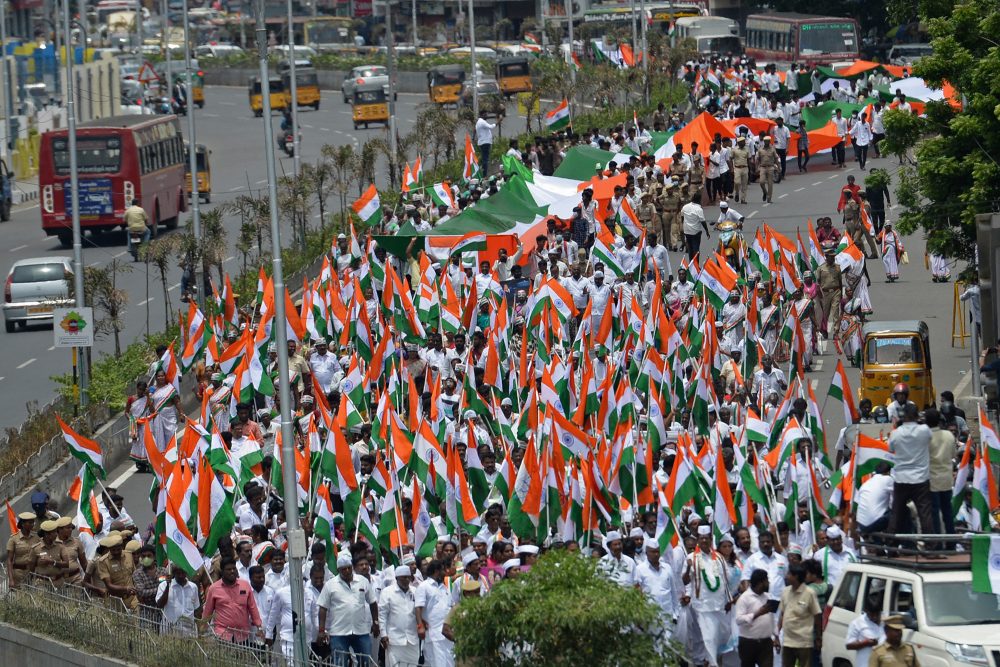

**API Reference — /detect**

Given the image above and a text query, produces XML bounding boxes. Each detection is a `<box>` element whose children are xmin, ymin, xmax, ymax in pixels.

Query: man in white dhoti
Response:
<box><xmin>683</xmin><ymin>525</ymin><xmax>733</xmax><ymax>667</ymax></box>
<box><xmin>721</xmin><ymin>291</ymin><xmax>746</xmax><ymax>355</ymax></box>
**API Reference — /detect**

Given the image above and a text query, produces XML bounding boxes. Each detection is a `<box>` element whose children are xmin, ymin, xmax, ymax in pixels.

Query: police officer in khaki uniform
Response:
<box><xmin>868</xmin><ymin>615</ymin><xmax>919</xmax><ymax>667</ymax></box>
<box><xmin>55</xmin><ymin>516</ymin><xmax>87</xmax><ymax>584</ymax></box>
<box><xmin>757</xmin><ymin>136</ymin><xmax>779</xmax><ymax>204</ymax></box>
<box><xmin>30</xmin><ymin>519</ymin><xmax>67</xmax><ymax>588</ymax></box>
<box><xmin>817</xmin><ymin>245</ymin><xmax>844</xmax><ymax>339</ymax></box>
<box><xmin>6</xmin><ymin>511</ymin><xmax>39</xmax><ymax>588</ymax></box>
<box><xmin>96</xmin><ymin>534</ymin><xmax>138</xmax><ymax>611</ymax></box>
<box><xmin>731</xmin><ymin>136</ymin><xmax>751</xmax><ymax>204</ymax></box>
<box><xmin>660</xmin><ymin>180</ymin><xmax>684</xmax><ymax>251</ymax></box>
<box><xmin>669</xmin><ymin>148</ymin><xmax>688</xmax><ymax>184</ymax></box>
<box><xmin>637</xmin><ymin>191</ymin><xmax>658</xmax><ymax>234</ymax></box>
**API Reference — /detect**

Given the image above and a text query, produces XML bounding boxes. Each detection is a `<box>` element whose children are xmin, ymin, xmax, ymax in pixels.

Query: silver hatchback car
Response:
<box><xmin>3</xmin><ymin>257</ymin><xmax>74</xmax><ymax>332</ymax></box>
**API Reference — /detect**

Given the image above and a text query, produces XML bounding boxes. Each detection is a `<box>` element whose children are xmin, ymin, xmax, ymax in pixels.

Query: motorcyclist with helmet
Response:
<box><xmin>886</xmin><ymin>383</ymin><xmax>916</xmax><ymax>425</ymax></box>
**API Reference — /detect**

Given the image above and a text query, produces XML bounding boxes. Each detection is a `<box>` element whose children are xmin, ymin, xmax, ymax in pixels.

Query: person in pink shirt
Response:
<box><xmin>202</xmin><ymin>557</ymin><xmax>262</xmax><ymax>642</ymax></box>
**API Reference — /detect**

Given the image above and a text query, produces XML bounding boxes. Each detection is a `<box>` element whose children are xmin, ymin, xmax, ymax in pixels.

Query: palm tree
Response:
<box><xmin>301</xmin><ymin>159</ymin><xmax>337</xmax><ymax>230</ymax></box>
<box><xmin>357</xmin><ymin>139</ymin><xmax>379</xmax><ymax>196</ymax></box>
<box><xmin>322</xmin><ymin>143</ymin><xmax>357</xmax><ymax>230</ymax></box>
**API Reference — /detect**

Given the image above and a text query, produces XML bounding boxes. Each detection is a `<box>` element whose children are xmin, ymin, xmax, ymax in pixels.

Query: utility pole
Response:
<box><xmin>567</xmin><ymin>2</ymin><xmax>575</xmax><ymax>85</ymax></box>
<box><xmin>468</xmin><ymin>0</ymin><xmax>477</xmax><ymax>119</ymax></box>
<box><xmin>384</xmin><ymin>0</ymin><xmax>397</xmax><ymax>180</ymax></box>
<box><xmin>135</xmin><ymin>0</ymin><xmax>143</xmax><ymax>52</ymax></box>
<box><xmin>1</xmin><ymin>0</ymin><xmax>13</xmax><ymax>151</ymax></box>
<box><xmin>62</xmin><ymin>0</ymin><xmax>88</xmax><ymax>406</ymax></box>
<box><xmin>162</xmin><ymin>0</ymin><xmax>172</xmax><ymax>87</ymax></box>
<box><xmin>640</xmin><ymin>0</ymin><xmax>648</xmax><ymax>103</ymax></box>
<box><xmin>181</xmin><ymin>0</ymin><xmax>201</xmax><ymax>306</ymax></box>
<box><xmin>411</xmin><ymin>0</ymin><xmax>417</xmax><ymax>51</ymax></box>
<box><xmin>286</xmin><ymin>0</ymin><xmax>300</xmax><ymax>175</ymax></box>
<box><xmin>255</xmin><ymin>0</ymin><xmax>308</xmax><ymax>663</ymax></box>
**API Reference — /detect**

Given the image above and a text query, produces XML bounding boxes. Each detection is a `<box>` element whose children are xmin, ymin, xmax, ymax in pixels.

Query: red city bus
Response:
<box><xmin>40</xmin><ymin>114</ymin><xmax>187</xmax><ymax>248</ymax></box>
<box><xmin>744</xmin><ymin>13</ymin><xmax>860</xmax><ymax>66</ymax></box>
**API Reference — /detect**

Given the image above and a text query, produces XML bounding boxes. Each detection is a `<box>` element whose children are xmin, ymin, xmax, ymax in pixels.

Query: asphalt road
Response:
<box><xmin>0</xmin><ymin>86</ymin><xmax>519</xmax><ymax>431</ymax></box>
<box><xmin>109</xmin><ymin>149</ymin><xmax>977</xmax><ymax>533</ymax></box>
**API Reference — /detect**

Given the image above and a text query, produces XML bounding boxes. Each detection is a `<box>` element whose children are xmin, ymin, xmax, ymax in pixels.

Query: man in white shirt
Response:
<box><xmin>811</xmin><ymin>525</ymin><xmax>857</xmax><ymax>586</ymax></box>
<box><xmin>735</xmin><ymin>568</ymin><xmax>777</xmax><ymax>665</ymax></box>
<box><xmin>615</xmin><ymin>235</ymin><xmax>642</xmax><ymax>275</ymax></box>
<box><xmin>635</xmin><ymin>540</ymin><xmax>679</xmax><ymax>637</ymax></box>
<box><xmin>265</xmin><ymin>550</ymin><xmax>290</xmax><ymax>591</ymax></box>
<box><xmin>770</xmin><ymin>117</ymin><xmax>792</xmax><ymax>182</ymax></box>
<box><xmin>491</xmin><ymin>239</ymin><xmax>524</xmax><ymax>284</ymax></box>
<box><xmin>249</xmin><ymin>566</ymin><xmax>276</xmax><ymax>639</ymax></box>
<box><xmin>308</xmin><ymin>340</ymin><xmax>339</xmax><ymax>394</ymax></box>
<box><xmin>854</xmin><ymin>463</ymin><xmax>894</xmax><ymax>534</ymax></box>
<box><xmin>589</xmin><ymin>271</ymin><xmax>614</xmax><ymax>328</ymax></box>
<box><xmin>317</xmin><ymin>554</ymin><xmax>379</xmax><ymax>659</ymax></box>
<box><xmin>269</xmin><ymin>563</ymin><xmax>322</xmax><ymax>659</ymax></box>
<box><xmin>598</xmin><ymin>530</ymin><xmax>636</xmax><ymax>587</ymax></box>
<box><xmin>475</xmin><ymin>110</ymin><xmax>499</xmax><ymax>177</ymax></box>
<box><xmin>846</xmin><ymin>600</ymin><xmax>885</xmax><ymax>667</ymax></box>
<box><xmin>751</xmin><ymin>355</ymin><xmax>787</xmax><ymax>400</ymax></box>
<box><xmin>832</xmin><ymin>108</ymin><xmax>849</xmax><ymax>168</ymax></box>
<box><xmin>741</xmin><ymin>531</ymin><xmax>788</xmax><ymax>601</ymax></box>
<box><xmin>715</xmin><ymin>201</ymin><xmax>744</xmax><ymax>226</ymax></box>
<box><xmin>563</xmin><ymin>264</ymin><xmax>592</xmax><ymax>313</ymax></box>
<box><xmin>379</xmin><ymin>566</ymin><xmax>420</xmax><ymax>667</ymax></box>
<box><xmin>680</xmin><ymin>194</ymin><xmax>710</xmax><ymax>260</ymax></box>
<box><xmin>645</xmin><ymin>232</ymin><xmax>672</xmax><ymax>282</ymax></box>
<box><xmin>850</xmin><ymin>111</ymin><xmax>873</xmax><ymax>170</ymax></box>
<box><xmin>415</xmin><ymin>559</ymin><xmax>454</xmax><ymax>667</ymax></box>
<box><xmin>156</xmin><ymin>565</ymin><xmax>200</xmax><ymax>636</ymax></box>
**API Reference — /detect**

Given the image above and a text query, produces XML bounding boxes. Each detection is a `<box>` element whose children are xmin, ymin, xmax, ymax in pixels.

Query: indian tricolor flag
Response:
<box><xmin>545</xmin><ymin>98</ymin><xmax>570</xmax><ymax>131</ymax></box>
<box><xmin>463</xmin><ymin>133</ymin><xmax>480</xmax><ymax>181</ymax></box>
<box><xmin>164</xmin><ymin>475</ymin><xmax>203</xmax><ymax>577</ymax></box>
<box><xmin>57</xmin><ymin>414</ymin><xmax>106</xmax><ymax>478</ymax></box>
<box><xmin>430</xmin><ymin>182</ymin><xmax>457</xmax><ymax>210</ymax></box>
<box><xmin>352</xmin><ymin>184</ymin><xmax>382</xmax><ymax>226</ymax></box>
<box><xmin>746</xmin><ymin>408</ymin><xmax>770</xmax><ymax>443</ymax></box>
<box><xmin>449</xmin><ymin>231</ymin><xmax>488</xmax><ymax>257</ymax></box>
<box><xmin>700</xmin><ymin>256</ymin><xmax>739</xmax><ymax>310</ymax></box>
<box><xmin>970</xmin><ymin>444</ymin><xmax>999</xmax><ymax>532</ymax></box>
<box><xmin>972</xmin><ymin>534</ymin><xmax>1000</xmax><ymax>594</ymax></box>
<box><xmin>828</xmin><ymin>359</ymin><xmax>859</xmax><ymax>426</ymax></box>
<box><xmin>854</xmin><ymin>434</ymin><xmax>893</xmax><ymax>480</ymax></box>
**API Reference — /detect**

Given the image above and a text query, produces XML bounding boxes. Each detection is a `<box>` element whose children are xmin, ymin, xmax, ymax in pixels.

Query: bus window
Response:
<box><xmin>799</xmin><ymin>22</ymin><xmax>856</xmax><ymax>55</ymax></box>
<box><xmin>52</xmin><ymin>136</ymin><xmax>122</xmax><ymax>175</ymax></box>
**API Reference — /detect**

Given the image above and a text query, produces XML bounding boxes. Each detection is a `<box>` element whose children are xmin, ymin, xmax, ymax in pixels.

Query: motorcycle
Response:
<box><xmin>149</xmin><ymin>96</ymin><xmax>173</xmax><ymax>115</ymax></box>
<box><xmin>279</xmin><ymin>131</ymin><xmax>298</xmax><ymax>157</ymax></box>
<box><xmin>172</xmin><ymin>96</ymin><xmax>187</xmax><ymax>116</ymax></box>
<box><xmin>129</xmin><ymin>230</ymin><xmax>145</xmax><ymax>261</ymax></box>
<box><xmin>716</xmin><ymin>220</ymin><xmax>746</xmax><ymax>271</ymax></box>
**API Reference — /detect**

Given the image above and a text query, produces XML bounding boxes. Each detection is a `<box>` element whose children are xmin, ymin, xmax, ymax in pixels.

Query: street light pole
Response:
<box><xmin>162</xmin><ymin>0</ymin><xmax>172</xmax><ymax>88</ymax></box>
<box><xmin>62</xmin><ymin>0</ymin><xmax>88</xmax><ymax>406</ymax></box>
<box><xmin>468</xmin><ymin>0</ymin><xmax>477</xmax><ymax>119</ymax></box>
<box><xmin>181</xmin><ymin>0</ymin><xmax>201</xmax><ymax>307</ymax></box>
<box><xmin>411</xmin><ymin>0</ymin><xmax>417</xmax><ymax>51</ymax></box>
<box><xmin>384</xmin><ymin>0</ymin><xmax>397</xmax><ymax>178</ymax></box>
<box><xmin>255</xmin><ymin>0</ymin><xmax>307</xmax><ymax>663</ymax></box>
<box><xmin>640</xmin><ymin>0</ymin><xmax>648</xmax><ymax>103</ymax></box>
<box><xmin>1</xmin><ymin>0</ymin><xmax>14</xmax><ymax>151</ymax></box>
<box><xmin>286</xmin><ymin>0</ymin><xmax>299</xmax><ymax>175</ymax></box>
<box><xmin>567</xmin><ymin>2</ymin><xmax>575</xmax><ymax>85</ymax></box>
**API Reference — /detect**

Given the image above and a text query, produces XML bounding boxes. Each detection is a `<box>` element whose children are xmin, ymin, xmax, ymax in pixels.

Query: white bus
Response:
<box><xmin>674</xmin><ymin>16</ymin><xmax>741</xmax><ymax>55</ymax></box>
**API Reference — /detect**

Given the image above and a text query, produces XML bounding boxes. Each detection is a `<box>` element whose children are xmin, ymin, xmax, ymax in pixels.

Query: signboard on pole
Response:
<box><xmin>53</xmin><ymin>307</ymin><xmax>94</xmax><ymax>348</ymax></box>
<box><xmin>138</xmin><ymin>61</ymin><xmax>160</xmax><ymax>84</ymax></box>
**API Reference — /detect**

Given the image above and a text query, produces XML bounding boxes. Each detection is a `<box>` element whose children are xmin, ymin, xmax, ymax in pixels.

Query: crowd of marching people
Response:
<box><xmin>6</xmin><ymin>58</ymin><xmax>996</xmax><ymax>667</ymax></box>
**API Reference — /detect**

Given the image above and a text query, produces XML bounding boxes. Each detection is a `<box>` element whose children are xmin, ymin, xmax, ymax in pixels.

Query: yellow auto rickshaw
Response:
<box><xmin>184</xmin><ymin>143</ymin><xmax>212</xmax><ymax>204</ymax></box>
<box><xmin>427</xmin><ymin>64</ymin><xmax>465</xmax><ymax>105</ymax></box>
<box><xmin>496</xmin><ymin>56</ymin><xmax>532</xmax><ymax>97</ymax></box>
<box><xmin>352</xmin><ymin>83</ymin><xmax>389</xmax><ymax>129</ymax></box>
<box><xmin>859</xmin><ymin>320</ymin><xmax>935</xmax><ymax>408</ymax></box>
<box><xmin>249</xmin><ymin>75</ymin><xmax>287</xmax><ymax>117</ymax></box>
<box><xmin>281</xmin><ymin>67</ymin><xmax>321</xmax><ymax>110</ymax></box>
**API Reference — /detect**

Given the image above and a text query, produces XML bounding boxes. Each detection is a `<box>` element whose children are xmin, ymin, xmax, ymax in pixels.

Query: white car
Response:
<box><xmin>888</xmin><ymin>43</ymin><xmax>933</xmax><ymax>67</ymax></box>
<box><xmin>194</xmin><ymin>44</ymin><xmax>245</xmax><ymax>59</ymax></box>
<box><xmin>340</xmin><ymin>65</ymin><xmax>389</xmax><ymax>103</ymax></box>
<box><xmin>823</xmin><ymin>554</ymin><xmax>1000</xmax><ymax>667</ymax></box>
<box><xmin>3</xmin><ymin>257</ymin><xmax>74</xmax><ymax>333</ymax></box>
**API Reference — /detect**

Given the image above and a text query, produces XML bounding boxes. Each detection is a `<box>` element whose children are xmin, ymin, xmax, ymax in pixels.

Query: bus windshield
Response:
<box><xmin>307</xmin><ymin>24</ymin><xmax>349</xmax><ymax>44</ymax></box>
<box><xmin>698</xmin><ymin>35</ymin><xmax>742</xmax><ymax>54</ymax></box>
<box><xmin>500</xmin><ymin>62</ymin><xmax>530</xmax><ymax>77</ymax></box>
<box><xmin>52</xmin><ymin>136</ymin><xmax>122</xmax><ymax>175</ymax></box>
<box><xmin>799</xmin><ymin>22</ymin><xmax>856</xmax><ymax>55</ymax></box>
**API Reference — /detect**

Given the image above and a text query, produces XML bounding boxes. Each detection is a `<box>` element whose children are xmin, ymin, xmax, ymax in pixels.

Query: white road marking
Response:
<box><xmin>812</xmin><ymin>181</ymin><xmax>823</xmax><ymax>186</ymax></box>
<box><xmin>952</xmin><ymin>365</ymin><xmax>973</xmax><ymax>400</ymax></box>
<box><xmin>108</xmin><ymin>465</ymin><xmax>139</xmax><ymax>489</ymax></box>
<box><xmin>203</xmin><ymin>113</ymin><xmax>219</xmax><ymax>118</ymax></box>
<box><xmin>9</xmin><ymin>244</ymin><xmax>28</xmax><ymax>252</ymax></box>
<box><xmin>827</xmin><ymin>175</ymin><xmax>839</xmax><ymax>180</ymax></box>
<box><xmin>256</xmin><ymin>179</ymin><xmax>267</xmax><ymax>185</ymax></box>
<box><xmin>810</xmin><ymin>379</ymin><xmax>818</xmax><ymax>391</ymax></box>
<box><xmin>795</xmin><ymin>187</ymin><xmax>804</xmax><ymax>192</ymax></box>
<box><xmin>138</xmin><ymin>297</ymin><xmax>154</xmax><ymax>306</ymax></box>
<box><xmin>320</xmin><ymin>127</ymin><xmax>331</xmax><ymax>132</ymax></box>
<box><xmin>812</xmin><ymin>358</ymin><xmax>824</xmax><ymax>371</ymax></box>
<box><xmin>0</xmin><ymin>377</ymin><xmax>4</xmax><ymax>381</ymax></box>
<box><xmin>224</xmin><ymin>255</ymin><xmax>234</xmax><ymax>262</ymax></box>
<box><xmin>168</xmin><ymin>283</ymin><xmax>180</xmax><ymax>291</ymax></box>
<box><xmin>747</xmin><ymin>211</ymin><xmax>757</xmax><ymax>219</ymax></box>
<box><xmin>303</xmin><ymin>124</ymin><xmax>314</xmax><ymax>129</ymax></box>
<box><xmin>218</xmin><ymin>101</ymin><xmax>236</xmax><ymax>106</ymax></box>
<box><xmin>778</xmin><ymin>193</ymin><xmax>788</xmax><ymax>199</ymax></box>
<box><xmin>17</xmin><ymin>358</ymin><xmax>36</xmax><ymax>369</ymax></box>
<box><xmin>47</xmin><ymin>345</ymin><xmax>56</xmax><ymax>351</ymax></box>
<box><xmin>113</xmin><ymin>250</ymin><xmax>128</xmax><ymax>258</ymax></box>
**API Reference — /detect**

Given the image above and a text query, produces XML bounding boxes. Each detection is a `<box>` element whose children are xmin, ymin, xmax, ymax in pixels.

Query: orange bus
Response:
<box><xmin>744</xmin><ymin>13</ymin><xmax>859</xmax><ymax>66</ymax></box>
<box><xmin>40</xmin><ymin>114</ymin><xmax>187</xmax><ymax>248</ymax></box>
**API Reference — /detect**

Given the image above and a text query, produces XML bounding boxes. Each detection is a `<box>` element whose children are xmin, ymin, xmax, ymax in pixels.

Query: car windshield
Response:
<box><xmin>923</xmin><ymin>582</ymin><xmax>1000</xmax><ymax>626</ymax></box>
<box><xmin>867</xmin><ymin>336</ymin><xmax>922</xmax><ymax>365</ymax></box>
<box><xmin>12</xmin><ymin>263</ymin><xmax>65</xmax><ymax>283</ymax></box>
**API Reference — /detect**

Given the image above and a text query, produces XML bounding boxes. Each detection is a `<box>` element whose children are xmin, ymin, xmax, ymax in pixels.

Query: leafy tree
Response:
<box><xmin>198</xmin><ymin>208</ymin><xmax>228</xmax><ymax>289</ymax></box>
<box><xmin>301</xmin><ymin>159</ymin><xmax>336</xmax><ymax>229</ymax></box>
<box><xmin>887</xmin><ymin>0</ymin><xmax>1000</xmax><ymax>263</ymax></box>
<box><xmin>322</xmin><ymin>143</ymin><xmax>357</xmax><ymax>227</ymax></box>
<box><xmin>450</xmin><ymin>551</ymin><xmax>671</xmax><ymax>667</ymax></box>
<box><xmin>83</xmin><ymin>259</ymin><xmax>132</xmax><ymax>356</ymax></box>
<box><xmin>278</xmin><ymin>174</ymin><xmax>312</xmax><ymax>253</ymax></box>
<box><xmin>141</xmin><ymin>236</ymin><xmax>178</xmax><ymax>326</ymax></box>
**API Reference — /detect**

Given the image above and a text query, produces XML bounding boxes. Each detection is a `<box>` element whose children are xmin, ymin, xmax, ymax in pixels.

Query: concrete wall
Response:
<box><xmin>60</xmin><ymin>58</ymin><xmax>121</xmax><ymax>122</ymax></box>
<box><xmin>0</xmin><ymin>622</ymin><xmax>134</xmax><ymax>667</ymax></box>
<box><xmin>203</xmin><ymin>67</ymin><xmax>431</xmax><ymax>96</ymax></box>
